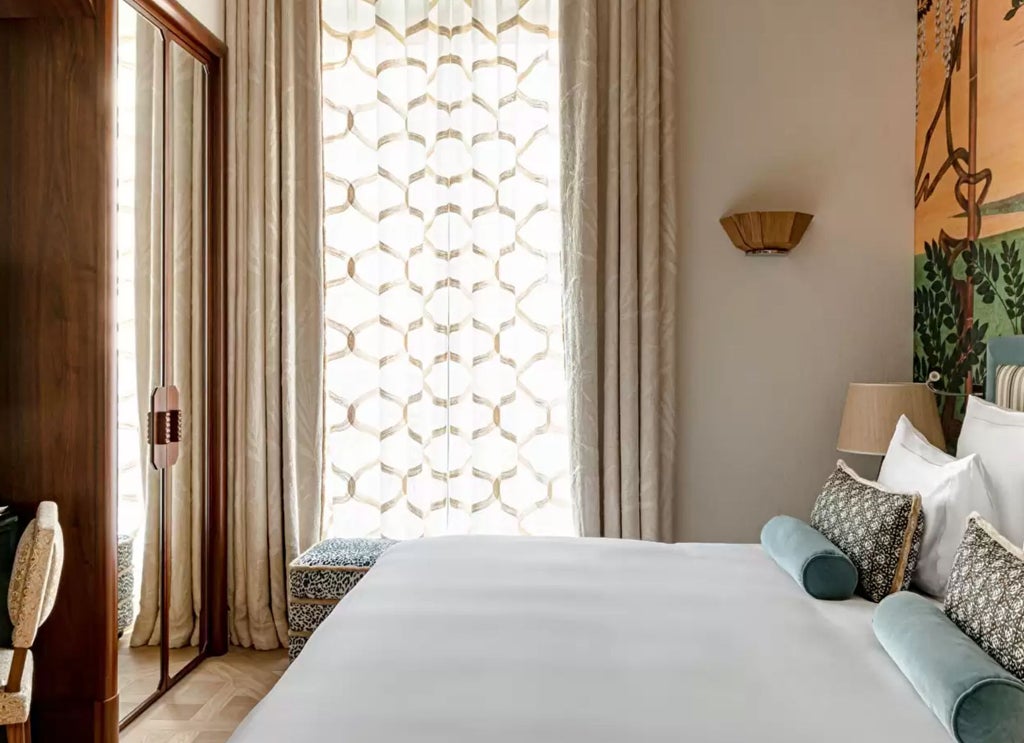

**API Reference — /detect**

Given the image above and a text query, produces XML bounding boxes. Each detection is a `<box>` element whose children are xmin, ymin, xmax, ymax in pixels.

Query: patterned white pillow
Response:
<box><xmin>945</xmin><ymin>514</ymin><xmax>1024</xmax><ymax>679</ymax></box>
<box><xmin>878</xmin><ymin>415</ymin><xmax>996</xmax><ymax>597</ymax></box>
<box><xmin>810</xmin><ymin>461</ymin><xmax>924</xmax><ymax>603</ymax></box>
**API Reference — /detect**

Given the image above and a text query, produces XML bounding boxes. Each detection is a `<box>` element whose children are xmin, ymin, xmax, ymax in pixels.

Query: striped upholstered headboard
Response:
<box><xmin>986</xmin><ymin>335</ymin><xmax>1024</xmax><ymax>407</ymax></box>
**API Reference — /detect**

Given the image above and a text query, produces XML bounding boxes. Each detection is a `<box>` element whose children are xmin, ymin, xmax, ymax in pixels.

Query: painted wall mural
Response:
<box><xmin>915</xmin><ymin>0</ymin><xmax>1024</xmax><ymax>440</ymax></box>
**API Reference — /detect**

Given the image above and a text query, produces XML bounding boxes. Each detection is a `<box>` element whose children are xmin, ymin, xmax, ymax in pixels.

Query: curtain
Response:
<box><xmin>560</xmin><ymin>0</ymin><xmax>678</xmax><ymax>540</ymax></box>
<box><xmin>320</xmin><ymin>0</ymin><xmax>573</xmax><ymax>539</ymax></box>
<box><xmin>166</xmin><ymin>49</ymin><xmax>207</xmax><ymax>648</ymax></box>
<box><xmin>227</xmin><ymin>0</ymin><xmax>327</xmax><ymax>649</ymax></box>
<box><xmin>122</xmin><ymin>14</ymin><xmax>164</xmax><ymax>648</ymax></box>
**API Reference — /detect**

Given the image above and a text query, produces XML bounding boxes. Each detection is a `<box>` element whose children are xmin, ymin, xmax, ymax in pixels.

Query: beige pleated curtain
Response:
<box><xmin>226</xmin><ymin>0</ymin><xmax>327</xmax><ymax>649</ymax></box>
<box><xmin>560</xmin><ymin>0</ymin><xmax>678</xmax><ymax>541</ymax></box>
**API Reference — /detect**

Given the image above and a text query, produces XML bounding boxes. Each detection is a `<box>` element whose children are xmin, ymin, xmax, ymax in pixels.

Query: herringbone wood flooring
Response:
<box><xmin>119</xmin><ymin>648</ymin><xmax>289</xmax><ymax>742</ymax></box>
<box><xmin>119</xmin><ymin>630</ymin><xmax>205</xmax><ymax>721</ymax></box>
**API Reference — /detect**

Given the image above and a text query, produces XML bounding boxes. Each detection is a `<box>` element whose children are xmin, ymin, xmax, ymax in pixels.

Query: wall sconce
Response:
<box><xmin>719</xmin><ymin>211</ymin><xmax>814</xmax><ymax>256</ymax></box>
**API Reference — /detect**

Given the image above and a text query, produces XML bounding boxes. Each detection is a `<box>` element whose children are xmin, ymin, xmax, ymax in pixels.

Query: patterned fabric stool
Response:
<box><xmin>287</xmin><ymin>538</ymin><xmax>396</xmax><ymax>661</ymax></box>
<box><xmin>116</xmin><ymin>534</ymin><xmax>134</xmax><ymax>637</ymax></box>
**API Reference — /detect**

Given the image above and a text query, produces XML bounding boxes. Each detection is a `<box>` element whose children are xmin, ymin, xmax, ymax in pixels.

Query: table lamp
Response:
<box><xmin>837</xmin><ymin>383</ymin><xmax>946</xmax><ymax>455</ymax></box>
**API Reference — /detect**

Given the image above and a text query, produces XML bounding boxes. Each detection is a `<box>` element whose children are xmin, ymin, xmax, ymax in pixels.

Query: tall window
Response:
<box><xmin>320</xmin><ymin>0</ymin><xmax>572</xmax><ymax>539</ymax></box>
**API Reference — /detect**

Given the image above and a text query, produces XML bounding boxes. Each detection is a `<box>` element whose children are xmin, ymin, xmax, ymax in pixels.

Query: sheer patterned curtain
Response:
<box><xmin>320</xmin><ymin>0</ymin><xmax>573</xmax><ymax>539</ymax></box>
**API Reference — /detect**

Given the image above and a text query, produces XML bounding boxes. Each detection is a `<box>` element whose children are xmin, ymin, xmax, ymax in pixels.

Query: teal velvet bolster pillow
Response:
<box><xmin>874</xmin><ymin>592</ymin><xmax>1024</xmax><ymax>743</ymax></box>
<box><xmin>760</xmin><ymin>515</ymin><xmax>858</xmax><ymax>600</ymax></box>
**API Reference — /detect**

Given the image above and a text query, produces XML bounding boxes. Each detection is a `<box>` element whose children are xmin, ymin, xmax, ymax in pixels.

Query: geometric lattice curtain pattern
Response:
<box><xmin>320</xmin><ymin>0</ymin><xmax>574</xmax><ymax>538</ymax></box>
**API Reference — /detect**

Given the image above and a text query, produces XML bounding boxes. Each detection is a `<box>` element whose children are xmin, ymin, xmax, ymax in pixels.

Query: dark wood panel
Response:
<box><xmin>206</xmin><ymin>45</ymin><xmax>229</xmax><ymax>657</ymax></box>
<box><xmin>0</xmin><ymin>0</ymin><xmax>94</xmax><ymax>18</ymax></box>
<box><xmin>0</xmin><ymin>2</ymin><xmax>117</xmax><ymax>741</ymax></box>
<box><xmin>0</xmin><ymin>0</ymin><xmax>227</xmax><ymax>736</ymax></box>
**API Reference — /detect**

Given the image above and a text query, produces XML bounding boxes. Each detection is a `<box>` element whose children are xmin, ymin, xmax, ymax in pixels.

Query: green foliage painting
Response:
<box><xmin>915</xmin><ymin>1</ymin><xmax>1024</xmax><ymax>442</ymax></box>
<box><xmin>914</xmin><ymin>238</ymin><xmax>1024</xmax><ymax>397</ymax></box>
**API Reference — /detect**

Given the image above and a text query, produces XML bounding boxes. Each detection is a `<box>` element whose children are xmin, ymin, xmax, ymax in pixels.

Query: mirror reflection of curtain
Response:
<box><xmin>132</xmin><ymin>45</ymin><xmax>207</xmax><ymax>650</ymax></box>
<box><xmin>167</xmin><ymin>50</ymin><xmax>206</xmax><ymax>649</ymax></box>
<box><xmin>129</xmin><ymin>17</ymin><xmax>165</xmax><ymax>649</ymax></box>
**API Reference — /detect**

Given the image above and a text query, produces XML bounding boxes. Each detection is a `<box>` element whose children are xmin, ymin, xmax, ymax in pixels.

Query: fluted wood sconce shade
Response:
<box><xmin>837</xmin><ymin>383</ymin><xmax>946</xmax><ymax>456</ymax></box>
<box><xmin>720</xmin><ymin>211</ymin><xmax>813</xmax><ymax>256</ymax></box>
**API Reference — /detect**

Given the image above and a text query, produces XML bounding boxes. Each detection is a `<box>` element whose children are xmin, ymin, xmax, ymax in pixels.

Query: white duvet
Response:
<box><xmin>231</xmin><ymin>536</ymin><xmax>948</xmax><ymax>742</ymax></box>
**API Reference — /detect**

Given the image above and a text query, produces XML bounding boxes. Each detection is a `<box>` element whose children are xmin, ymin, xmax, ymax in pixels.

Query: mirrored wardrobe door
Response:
<box><xmin>115</xmin><ymin>0</ymin><xmax>166</xmax><ymax>724</ymax></box>
<box><xmin>113</xmin><ymin>0</ymin><xmax>226</xmax><ymax>729</ymax></box>
<box><xmin>166</xmin><ymin>39</ymin><xmax>208</xmax><ymax>681</ymax></box>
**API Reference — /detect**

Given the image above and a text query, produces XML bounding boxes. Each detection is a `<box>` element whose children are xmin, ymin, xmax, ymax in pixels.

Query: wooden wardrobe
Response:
<box><xmin>0</xmin><ymin>1</ymin><xmax>227</xmax><ymax>740</ymax></box>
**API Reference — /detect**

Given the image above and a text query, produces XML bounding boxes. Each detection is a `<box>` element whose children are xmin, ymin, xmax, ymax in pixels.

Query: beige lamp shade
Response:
<box><xmin>837</xmin><ymin>383</ymin><xmax>946</xmax><ymax>456</ymax></box>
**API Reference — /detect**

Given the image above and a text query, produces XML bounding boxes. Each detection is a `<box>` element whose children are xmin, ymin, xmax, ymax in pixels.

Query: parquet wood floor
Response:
<box><xmin>119</xmin><ymin>647</ymin><xmax>289</xmax><ymax>742</ymax></box>
<box><xmin>118</xmin><ymin>629</ymin><xmax>205</xmax><ymax>721</ymax></box>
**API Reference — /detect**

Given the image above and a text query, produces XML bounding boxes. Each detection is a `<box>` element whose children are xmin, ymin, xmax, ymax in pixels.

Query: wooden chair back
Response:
<box><xmin>4</xmin><ymin>503</ymin><xmax>63</xmax><ymax>693</ymax></box>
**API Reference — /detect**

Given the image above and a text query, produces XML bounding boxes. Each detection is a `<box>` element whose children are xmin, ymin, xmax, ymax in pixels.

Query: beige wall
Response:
<box><xmin>674</xmin><ymin>0</ymin><xmax>916</xmax><ymax>542</ymax></box>
<box><xmin>180</xmin><ymin>0</ymin><xmax>224</xmax><ymax>40</ymax></box>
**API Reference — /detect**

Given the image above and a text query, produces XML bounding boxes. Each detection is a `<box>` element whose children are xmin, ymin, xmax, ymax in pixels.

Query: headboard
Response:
<box><xmin>986</xmin><ymin>335</ymin><xmax>1024</xmax><ymax>402</ymax></box>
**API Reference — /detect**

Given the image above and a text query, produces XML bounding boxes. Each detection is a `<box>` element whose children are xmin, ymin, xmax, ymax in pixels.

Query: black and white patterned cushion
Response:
<box><xmin>289</xmin><ymin>568</ymin><xmax>368</xmax><ymax>603</ymax></box>
<box><xmin>810</xmin><ymin>461</ymin><xmax>924</xmax><ymax>603</ymax></box>
<box><xmin>944</xmin><ymin>514</ymin><xmax>1024</xmax><ymax>679</ymax></box>
<box><xmin>287</xmin><ymin>600</ymin><xmax>338</xmax><ymax>633</ymax></box>
<box><xmin>288</xmin><ymin>538</ymin><xmax>396</xmax><ymax>600</ymax></box>
<box><xmin>287</xmin><ymin>633</ymin><xmax>309</xmax><ymax>662</ymax></box>
<box><xmin>116</xmin><ymin>534</ymin><xmax>134</xmax><ymax>635</ymax></box>
<box><xmin>286</xmin><ymin>537</ymin><xmax>396</xmax><ymax>660</ymax></box>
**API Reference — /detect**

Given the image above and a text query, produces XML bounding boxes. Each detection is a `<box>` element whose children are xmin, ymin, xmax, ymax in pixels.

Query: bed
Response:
<box><xmin>230</xmin><ymin>536</ymin><xmax>949</xmax><ymax>742</ymax></box>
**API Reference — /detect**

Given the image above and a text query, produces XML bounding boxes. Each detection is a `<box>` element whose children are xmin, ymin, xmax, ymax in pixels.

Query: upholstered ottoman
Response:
<box><xmin>287</xmin><ymin>538</ymin><xmax>396</xmax><ymax>661</ymax></box>
<box><xmin>117</xmin><ymin>534</ymin><xmax>134</xmax><ymax>637</ymax></box>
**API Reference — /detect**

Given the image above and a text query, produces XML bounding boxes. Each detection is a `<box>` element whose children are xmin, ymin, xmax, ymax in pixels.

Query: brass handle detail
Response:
<box><xmin>148</xmin><ymin>386</ymin><xmax>182</xmax><ymax>469</ymax></box>
<box><xmin>147</xmin><ymin>409</ymin><xmax>183</xmax><ymax>445</ymax></box>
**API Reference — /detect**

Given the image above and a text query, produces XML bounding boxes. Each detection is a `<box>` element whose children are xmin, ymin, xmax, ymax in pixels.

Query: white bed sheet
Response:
<box><xmin>230</xmin><ymin>536</ymin><xmax>948</xmax><ymax>743</ymax></box>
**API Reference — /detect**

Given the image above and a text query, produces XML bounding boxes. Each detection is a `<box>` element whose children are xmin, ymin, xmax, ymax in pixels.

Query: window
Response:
<box><xmin>319</xmin><ymin>0</ymin><xmax>572</xmax><ymax>538</ymax></box>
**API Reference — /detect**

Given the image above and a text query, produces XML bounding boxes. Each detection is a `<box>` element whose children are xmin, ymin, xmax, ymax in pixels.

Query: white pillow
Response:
<box><xmin>957</xmin><ymin>395</ymin><xmax>1024</xmax><ymax>546</ymax></box>
<box><xmin>878</xmin><ymin>415</ymin><xmax>996</xmax><ymax>596</ymax></box>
